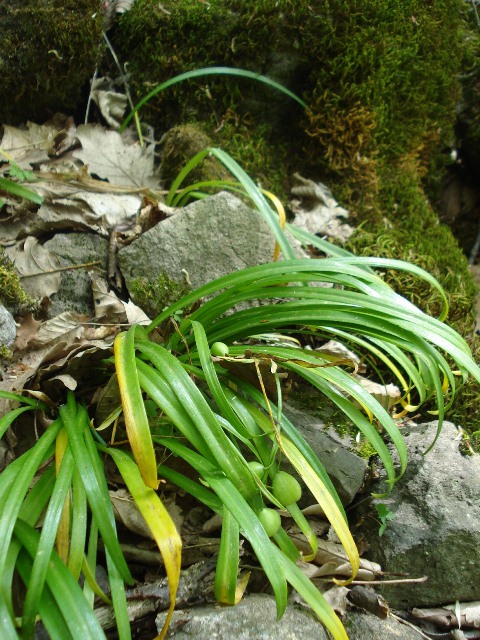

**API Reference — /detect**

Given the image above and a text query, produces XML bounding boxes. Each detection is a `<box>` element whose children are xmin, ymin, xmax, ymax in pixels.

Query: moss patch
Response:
<box><xmin>129</xmin><ymin>271</ymin><xmax>191</xmax><ymax>320</ymax></box>
<box><xmin>0</xmin><ymin>0</ymin><xmax>103</xmax><ymax>125</ymax></box>
<box><xmin>0</xmin><ymin>248</ymin><xmax>30</xmax><ymax>309</ymax></box>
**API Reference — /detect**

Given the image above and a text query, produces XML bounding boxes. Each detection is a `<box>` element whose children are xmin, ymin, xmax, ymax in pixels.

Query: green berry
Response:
<box><xmin>272</xmin><ymin>471</ymin><xmax>302</xmax><ymax>506</ymax></box>
<box><xmin>247</xmin><ymin>461</ymin><xmax>265</xmax><ymax>478</ymax></box>
<box><xmin>210</xmin><ymin>342</ymin><xmax>229</xmax><ymax>357</ymax></box>
<box><xmin>257</xmin><ymin>507</ymin><xmax>281</xmax><ymax>537</ymax></box>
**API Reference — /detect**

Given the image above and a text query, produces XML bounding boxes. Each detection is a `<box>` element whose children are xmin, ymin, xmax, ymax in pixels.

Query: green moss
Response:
<box><xmin>0</xmin><ymin>248</ymin><xmax>30</xmax><ymax>309</ymax></box>
<box><xmin>129</xmin><ymin>271</ymin><xmax>191</xmax><ymax>320</ymax></box>
<box><xmin>0</xmin><ymin>0</ymin><xmax>103</xmax><ymax>124</ymax></box>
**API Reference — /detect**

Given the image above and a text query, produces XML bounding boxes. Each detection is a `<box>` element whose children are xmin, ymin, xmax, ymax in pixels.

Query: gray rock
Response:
<box><xmin>156</xmin><ymin>594</ymin><xmax>328</xmax><ymax>640</ymax></box>
<box><xmin>283</xmin><ymin>403</ymin><xmax>367</xmax><ymax>506</ymax></box>
<box><xmin>346</xmin><ymin>610</ymin><xmax>421</xmax><ymax>639</ymax></box>
<box><xmin>0</xmin><ymin>303</ymin><xmax>16</xmax><ymax>347</ymax></box>
<box><xmin>360</xmin><ymin>421</ymin><xmax>480</xmax><ymax>608</ymax></box>
<box><xmin>43</xmin><ymin>233</ymin><xmax>108</xmax><ymax>317</ymax></box>
<box><xmin>118</xmin><ymin>191</ymin><xmax>307</xmax><ymax>301</ymax></box>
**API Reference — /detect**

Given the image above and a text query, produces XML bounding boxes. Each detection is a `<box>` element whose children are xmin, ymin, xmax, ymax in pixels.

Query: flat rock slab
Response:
<box><xmin>360</xmin><ymin>421</ymin><xmax>480</xmax><ymax>608</ymax></box>
<box><xmin>156</xmin><ymin>594</ymin><xmax>329</xmax><ymax>639</ymax></box>
<box><xmin>118</xmin><ymin>191</ymin><xmax>307</xmax><ymax>300</ymax></box>
<box><xmin>43</xmin><ymin>233</ymin><xmax>108</xmax><ymax>317</ymax></box>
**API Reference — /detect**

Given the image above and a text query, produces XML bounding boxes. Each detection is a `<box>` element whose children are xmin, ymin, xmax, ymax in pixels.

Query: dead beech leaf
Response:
<box><xmin>12</xmin><ymin>191</ymin><xmax>141</xmax><ymax>240</ymax></box>
<box><xmin>94</xmin><ymin>373</ymin><xmax>121</xmax><ymax>427</ymax></box>
<box><xmin>6</xmin><ymin>237</ymin><xmax>61</xmax><ymax>299</ymax></box>
<box><xmin>13</xmin><ymin>313</ymin><xmax>42</xmax><ymax>352</ymax></box>
<box><xmin>74</xmin><ymin>125</ymin><xmax>160</xmax><ymax>189</ymax></box>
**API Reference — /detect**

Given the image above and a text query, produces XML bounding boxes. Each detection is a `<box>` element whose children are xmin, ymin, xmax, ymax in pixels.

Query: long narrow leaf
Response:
<box><xmin>59</xmin><ymin>397</ymin><xmax>133</xmax><ymax>584</ymax></box>
<box><xmin>120</xmin><ymin>66</ymin><xmax>307</xmax><ymax>131</ymax></box>
<box><xmin>114</xmin><ymin>328</ymin><xmax>158</xmax><ymax>488</ymax></box>
<box><xmin>14</xmin><ymin>520</ymin><xmax>107</xmax><ymax>640</ymax></box>
<box><xmin>102</xmin><ymin>447</ymin><xmax>181</xmax><ymax>640</ymax></box>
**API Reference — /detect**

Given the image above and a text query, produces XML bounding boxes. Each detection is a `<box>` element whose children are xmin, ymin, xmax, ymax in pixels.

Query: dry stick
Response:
<box><xmin>19</xmin><ymin>260</ymin><xmax>102</xmax><ymax>279</ymax></box>
<box><xmin>351</xmin><ymin>576</ymin><xmax>428</xmax><ymax>586</ymax></box>
<box><xmin>390</xmin><ymin>613</ymin><xmax>433</xmax><ymax>640</ymax></box>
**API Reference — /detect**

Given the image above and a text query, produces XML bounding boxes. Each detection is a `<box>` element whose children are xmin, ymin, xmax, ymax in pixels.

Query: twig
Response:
<box><xmin>351</xmin><ymin>576</ymin><xmax>428</xmax><ymax>586</ymax></box>
<box><xmin>390</xmin><ymin>613</ymin><xmax>433</xmax><ymax>640</ymax></box>
<box><xmin>19</xmin><ymin>261</ymin><xmax>102</xmax><ymax>279</ymax></box>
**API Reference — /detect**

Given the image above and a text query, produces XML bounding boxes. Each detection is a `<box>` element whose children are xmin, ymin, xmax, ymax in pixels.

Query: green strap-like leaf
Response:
<box><xmin>114</xmin><ymin>328</ymin><xmax>158</xmax><ymax>488</ymax></box>
<box><xmin>103</xmin><ymin>447</ymin><xmax>181</xmax><ymax>640</ymax></box>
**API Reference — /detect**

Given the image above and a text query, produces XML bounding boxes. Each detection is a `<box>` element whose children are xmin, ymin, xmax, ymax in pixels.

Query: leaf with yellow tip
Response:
<box><xmin>104</xmin><ymin>447</ymin><xmax>181</xmax><ymax>640</ymax></box>
<box><xmin>281</xmin><ymin>437</ymin><xmax>360</xmax><ymax>584</ymax></box>
<box><xmin>114</xmin><ymin>328</ymin><xmax>158</xmax><ymax>489</ymax></box>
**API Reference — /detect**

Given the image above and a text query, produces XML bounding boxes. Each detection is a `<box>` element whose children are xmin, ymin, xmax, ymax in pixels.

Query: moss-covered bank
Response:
<box><xmin>0</xmin><ymin>0</ymin><xmax>103</xmax><ymax>125</ymax></box>
<box><xmin>115</xmin><ymin>0</ymin><xmax>479</xmax><ymax>427</ymax></box>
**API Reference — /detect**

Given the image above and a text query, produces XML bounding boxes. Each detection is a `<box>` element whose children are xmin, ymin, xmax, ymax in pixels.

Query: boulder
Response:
<box><xmin>346</xmin><ymin>610</ymin><xmax>421</xmax><ymax>640</ymax></box>
<box><xmin>156</xmin><ymin>593</ymin><xmax>329</xmax><ymax>640</ymax></box>
<box><xmin>118</xmin><ymin>191</ymin><xmax>307</xmax><ymax>314</ymax></box>
<box><xmin>359</xmin><ymin>421</ymin><xmax>480</xmax><ymax>608</ymax></box>
<box><xmin>0</xmin><ymin>304</ymin><xmax>16</xmax><ymax>347</ymax></box>
<box><xmin>283</xmin><ymin>403</ymin><xmax>367</xmax><ymax>506</ymax></box>
<box><xmin>43</xmin><ymin>233</ymin><xmax>108</xmax><ymax>317</ymax></box>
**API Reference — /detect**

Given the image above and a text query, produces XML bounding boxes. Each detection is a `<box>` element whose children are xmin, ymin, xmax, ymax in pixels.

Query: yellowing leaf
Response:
<box><xmin>105</xmin><ymin>448</ymin><xmax>181</xmax><ymax>640</ymax></box>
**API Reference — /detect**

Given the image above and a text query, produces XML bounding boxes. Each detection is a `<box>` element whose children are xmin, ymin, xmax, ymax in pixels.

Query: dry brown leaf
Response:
<box><xmin>73</xmin><ymin>125</ymin><xmax>160</xmax><ymax>189</ymax></box>
<box><xmin>0</xmin><ymin>121</ymin><xmax>60</xmax><ymax>168</ymax></box>
<box><xmin>6</xmin><ymin>237</ymin><xmax>61</xmax><ymax>300</ymax></box>
<box><xmin>111</xmin><ymin>488</ymin><xmax>154</xmax><ymax>539</ymax></box>
<box><xmin>290</xmin><ymin>173</ymin><xmax>354</xmax><ymax>242</ymax></box>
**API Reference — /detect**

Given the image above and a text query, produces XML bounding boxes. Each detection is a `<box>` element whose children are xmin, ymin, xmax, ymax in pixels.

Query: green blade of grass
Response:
<box><xmin>21</xmin><ymin>446</ymin><xmax>75</xmax><ymax>639</ymax></box>
<box><xmin>156</xmin><ymin>437</ymin><xmax>288</xmax><ymax>618</ymax></box>
<box><xmin>215</xmin><ymin>507</ymin><xmax>240</xmax><ymax>605</ymax></box>
<box><xmin>120</xmin><ymin>66</ymin><xmax>307</xmax><ymax>131</ymax></box>
<box><xmin>0</xmin><ymin>177</ymin><xmax>43</xmax><ymax>205</ymax></box>
<box><xmin>272</xmin><ymin>545</ymin><xmax>349</xmax><ymax>640</ymax></box>
<box><xmin>0</xmin><ymin>418</ymin><xmax>62</xmax><ymax>581</ymax></box>
<box><xmin>14</xmin><ymin>520</ymin><xmax>107</xmax><ymax>640</ymax></box>
<box><xmin>0</xmin><ymin>595</ymin><xmax>19</xmax><ymax>640</ymax></box>
<box><xmin>59</xmin><ymin>396</ymin><xmax>133</xmax><ymax>584</ymax></box>
<box><xmin>15</xmin><ymin>551</ymin><xmax>73</xmax><ymax>640</ymax></box>
<box><xmin>136</xmin><ymin>340</ymin><xmax>257</xmax><ymax>500</ymax></box>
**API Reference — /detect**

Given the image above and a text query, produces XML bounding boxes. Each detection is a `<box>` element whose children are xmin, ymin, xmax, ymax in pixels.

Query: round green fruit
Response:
<box><xmin>257</xmin><ymin>507</ymin><xmax>281</xmax><ymax>537</ymax></box>
<box><xmin>272</xmin><ymin>471</ymin><xmax>302</xmax><ymax>506</ymax></box>
<box><xmin>247</xmin><ymin>461</ymin><xmax>265</xmax><ymax>478</ymax></box>
<box><xmin>210</xmin><ymin>342</ymin><xmax>229</xmax><ymax>357</ymax></box>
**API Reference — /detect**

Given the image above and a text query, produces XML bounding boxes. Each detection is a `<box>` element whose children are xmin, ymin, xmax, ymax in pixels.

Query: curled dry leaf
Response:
<box><xmin>290</xmin><ymin>173</ymin><xmax>354</xmax><ymax>243</ymax></box>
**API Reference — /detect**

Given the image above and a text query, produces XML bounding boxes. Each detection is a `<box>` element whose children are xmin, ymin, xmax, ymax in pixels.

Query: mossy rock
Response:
<box><xmin>0</xmin><ymin>0</ymin><xmax>103</xmax><ymax>125</ymax></box>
